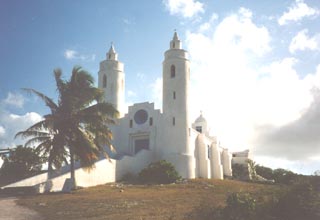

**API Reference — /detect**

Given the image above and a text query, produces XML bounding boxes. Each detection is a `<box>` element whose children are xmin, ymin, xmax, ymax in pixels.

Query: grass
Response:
<box><xmin>16</xmin><ymin>179</ymin><xmax>283</xmax><ymax>220</ymax></box>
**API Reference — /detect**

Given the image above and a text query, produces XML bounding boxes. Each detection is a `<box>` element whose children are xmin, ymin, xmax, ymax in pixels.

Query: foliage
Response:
<box><xmin>232</xmin><ymin>163</ymin><xmax>250</xmax><ymax>181</ymax></box>
<box><xmin>268</xmin><ymin>182</ymin><xmax>320</xmax><ymax>220</ymax></box>
<box><xmin>222</xmin><ymin>192</ymin><xmax>257</xmax><ymax>220</ymax></box>
<box><xmin>138</xmin><ymin>160</ymin><xmax>181</xmax><ymax>184</ymax></box>
<box><xmin>256</xmin><ymin>165</ymin><xmax>301</xmax><ymax>184</ymax></box>
<box><xmin>247</xmin><ymin>159</ymin><xmax>257</xmax><ymax>180</ymax></box>
<box><xmin>272</xmin><ymin>168</ymin><xmax>298</xmax><ymax>184</ymax></box>
<box><xmin>220</xmin><ymin>178</ymin><xmax>320</xmax><ymax>220</ymax></box>
<box><xmin>236</xmin><ymin>161</ymin><xmax>302</xmax><ymax>184</ymax></box>
<box><xmin>0</xmin><ymin>145</ymin><xmax>45</xmax><ymax>185</ymax></box>
<box><xmin>255</xmin><ymin>165</ymin><xmax>273</xmax><ymax>180</ymax></box>
<box><xmin>15</xmin><ymin>66</ymin><xmax>118</xmax><ymax>186</ymax></box>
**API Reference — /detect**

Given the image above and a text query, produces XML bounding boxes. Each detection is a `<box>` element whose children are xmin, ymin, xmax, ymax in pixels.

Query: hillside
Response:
<box><xmin>15</xmin><ymin>179</ymin><xmax>285</xmax><ymax>220</ymax></box>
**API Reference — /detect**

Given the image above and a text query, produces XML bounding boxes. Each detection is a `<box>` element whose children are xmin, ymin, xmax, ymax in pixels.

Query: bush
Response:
<box><xmin>138</xmin><ymin>160</ymin><xmax>181</xmax><ymax>184</ymax></box>
<box><xmin>255</xmin><ymin>165</ymin><xmax>273</xmax><ymax>180</ymax></box>
<box><xmin>269</xmin><ymin>182</ymin><xmax>320</xmax><ymax>220</ymax></box>
<box><xmin>232</xmin><ymin>163</ymin><xmax>250</xmax><ymax>181</ymax></box>
<box><xmin>0</xmin><ymin>145</ymin><xmax>45</xmax><ymax>186</ymax></box>
<box><xmin>222</xmin><ymin>192</ymin><xmax>257</xmax><ymax>220</ymax></box>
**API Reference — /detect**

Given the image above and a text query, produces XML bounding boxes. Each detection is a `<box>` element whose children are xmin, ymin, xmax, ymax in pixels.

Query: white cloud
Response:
<box><xmin>254</xmin><ymin>155</ymin><xmax>320</xmax><ymax>175</ymax></box>
<box><xmin>163</xmin><ymin>0</ymin><xmax>204</xmax><ymax>18</ymax></box>
<box><xmin>289</xmin><ymin>29</ymin><xmax>319</xmax><ymax>53</ymax></box>
<box><xmin>198</xmin><ymin>13</ymin><xmax>218</xmax><ymax>32</ymax></box>
<box><xmin>3</xmin><ymin>92</ymin><xmax>25</xmax><ymax>108</ymax></box>
<box><xmin>278</xmin><ymin>0</ymin><xmax>319</xmax><ymax>25</ymax></box>
<box><xmin>252</xmin><ymin>66</ymin><xmax>320</xmax><ymax>162</ymax></box>
<box><xmin>0</xmin><ymin>125</ymin><xmax>5</xmax><ymax>137</ymax></box>
<box><xmin>137</xmin><ymin>72</ymin><xmax>145</xmax><ymax>80</ymax></box>
<box><xmin>123</xmin><ymin>18</ymin><xmax>131</xmax><ymax>25</ymax></box>
<box><xmin>184</xmin><ymin>6</ymin><xmax>320</xmax><ymax>163</ymax></box>
<box><xmin>149</xmin><ymin>77</ymin><xmax>162</xmax><ymax>110</ymax></box>
<box><xmin>127</xmin><ymin>90</ymin><xmax>137</xmax><ymax>98</ymax></box>
<box><xmin>64</xmin><ymin>49</ymin><xmax>77</xmax><ymax>59</ymax></box>
<box><xmin>64</xmin><ymin>49</ymin><xmax>96</xmax><ymax>61</ymax></box>
<box><xmin>0</xmin><ymin>111</ymin><xmax>42</xmax><ymax>149</ymax></box>
<box><xmin>212</xmin><ymin>7</ymin><xmax>271</xmax><ymax>57</ymax></box>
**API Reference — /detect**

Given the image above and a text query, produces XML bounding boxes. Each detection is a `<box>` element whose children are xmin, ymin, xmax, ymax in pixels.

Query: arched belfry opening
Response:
<box><xmin>103</xmin><ymin>75</ymin><xmax>107</xmax><ymax>88</ymax></box>
<box><xmin>171</xmin><ymin>65</ymin><xmax>175</xmax><ymax>78</ymax></box>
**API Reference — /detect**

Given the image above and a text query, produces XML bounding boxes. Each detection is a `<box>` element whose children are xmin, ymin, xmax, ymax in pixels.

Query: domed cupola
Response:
<box><xmin>192</xmin><ymin>112</ymin><xmax>208</xmax><ymax>134</ymax></box>
<box><xmin>195</xmin><ymin>113</ymin><xmax>207</xmax><ymax>123</ymax></box>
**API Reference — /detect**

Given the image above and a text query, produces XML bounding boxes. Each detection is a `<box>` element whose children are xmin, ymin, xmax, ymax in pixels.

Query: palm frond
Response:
<box><xmin>54</xmin><ymin>68</ymin><xmax>66</xmax><ymax>97</ymax></box>
<box><xmin>24</xmin><ymin>136</ymin><xmax>51</xmax><ymax>148</ymax></box>
<box><xmin>79</xmin><ymin>102</ymin><xmax>119</xmax><ymax>119</ymax></box>
<box><xmin>22</xmin><ymin>88</ymin><xmax>58</xmax><ymax>112</ymax></box>
<box><xmin>22</xmin><ymin>119</ymin><xmax>49</xmax><ymax>131</ymax></box>
<box><xmin>15</xmin><ymin>130</ymin><xmax>51</xmax><ymax>139</ymax></box>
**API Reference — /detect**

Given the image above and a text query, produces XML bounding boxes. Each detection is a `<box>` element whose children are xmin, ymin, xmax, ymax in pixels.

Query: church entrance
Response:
<box><xmin>130</xmin><ymin>133</ymin><xmax>150</xmax><ymax>155</ymax></box>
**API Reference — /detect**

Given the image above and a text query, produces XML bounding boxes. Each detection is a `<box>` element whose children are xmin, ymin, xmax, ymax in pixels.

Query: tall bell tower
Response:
<box><xmin>162</xmin><ymin>31</ymin><xmax>194</xmax><ymax>178</ymax></box>
<box><xmin>98</xmin><ymin>44</ymin><xmax>125</xmax><ymax>117</ymax></box>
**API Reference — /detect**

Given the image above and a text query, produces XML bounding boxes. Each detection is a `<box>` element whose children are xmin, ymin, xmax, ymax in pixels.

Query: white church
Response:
<box><xmin>2</xmin><ymin>32</ymin><xmax>249</xmax><ymax>193</ymax></box>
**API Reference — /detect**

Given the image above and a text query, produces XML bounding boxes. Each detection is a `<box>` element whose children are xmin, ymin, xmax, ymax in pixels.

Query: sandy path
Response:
<box><xmin>0</xmin><ymin>197</ymin><xmax>43</xmax><ymax>220</ymax></box>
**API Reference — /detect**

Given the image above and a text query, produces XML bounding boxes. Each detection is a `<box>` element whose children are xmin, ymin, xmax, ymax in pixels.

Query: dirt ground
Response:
<box><xmin>15</xmin><ymin>179</ymin><xmax>282</xmax><ymax>220</ymax></box>
<box><xmin>0</xmin><ymin>196</ymin><xmax>43</xmax><ymax>220</ymax></box>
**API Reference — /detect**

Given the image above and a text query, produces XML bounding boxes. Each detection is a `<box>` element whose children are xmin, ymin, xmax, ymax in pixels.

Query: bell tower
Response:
<box><xmin>162</xmin><ymin>31</ymin><xmax>194</xmax><ymax>178</ymax></box>
<box><xmin>98</xmin><ymin>44</ymin><xmax>125</xmax><ymax>117</ymax></box>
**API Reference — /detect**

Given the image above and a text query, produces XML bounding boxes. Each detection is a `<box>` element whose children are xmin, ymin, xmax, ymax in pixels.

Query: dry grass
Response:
<box><xmin>16</xmin><ymin>179</ymin><xmax>282</xmax><ymax>220</ymax></box>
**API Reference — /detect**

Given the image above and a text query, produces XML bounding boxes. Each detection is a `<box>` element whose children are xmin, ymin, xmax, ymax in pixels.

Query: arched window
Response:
<box><xmin>170</xmin><ymin>65</ymin><xmax>175</xmax><ymax>78</ymax></box>
<box><xmin>103</xmin><ymin>75</ymin><xmax>107</xmax><ymax>88</ymax></box>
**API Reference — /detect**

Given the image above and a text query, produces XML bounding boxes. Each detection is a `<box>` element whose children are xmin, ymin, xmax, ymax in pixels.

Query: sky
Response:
<box><xmin>0</xmin><ymin>0</ymin><xmax>320</xmax><ymax>175</ymax></box>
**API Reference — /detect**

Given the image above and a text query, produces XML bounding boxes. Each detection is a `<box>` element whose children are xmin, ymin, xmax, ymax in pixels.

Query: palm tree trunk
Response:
<box><xmin>47</xmin><ymin>155</ymin><xmax>53</xmax><ymax>179</ymax></box>
<box><xmin>70</xmin><ymin>146</ymin><xmax>76</xmax><ymax>189</ymax></box>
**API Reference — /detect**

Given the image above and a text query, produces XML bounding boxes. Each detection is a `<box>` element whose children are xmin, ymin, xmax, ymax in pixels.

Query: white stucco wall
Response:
<box><xmin>210</xmin><ymin>141</ymin><xmax>223</xmax><ymax>179</ymax></box>
<box><xmin>2</xmin><ymin>149</ymin><xmax>155</xmax><ymax>193</ymax></box>
<box><xmin>195</xmin><ymin>134</ymin><xmax>211</xmax><ymax>178</ymax></box>
<box><xmin>1</xmin><ymin>172</ymin><xmax>49</xmax><ymax>188</ymax></box>
<box><xmin>113</xmin><ymin>102</ymin><xmax>161</xmax><ymax>156</ymax></box>
<box><xmin>115</xmin><ymin>149</ymin><xmax>155</xmax><ymax>180</ymax></box>
<box><xmin>222</xmin><ymin>149</ymin><xmax>233</xmax><ymax>176</ymax></box>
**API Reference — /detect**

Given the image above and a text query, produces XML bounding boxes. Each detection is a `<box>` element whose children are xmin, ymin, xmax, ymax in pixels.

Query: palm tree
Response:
<box><xmin>16</xmin><ymin>66</ymin><xmax>118</xmax><ymax>188</ymax></box>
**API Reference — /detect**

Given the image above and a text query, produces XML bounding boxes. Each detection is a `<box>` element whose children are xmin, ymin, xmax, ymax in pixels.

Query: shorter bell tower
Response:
<box><xmin>98</xmin><ymin>44</ymin><xmax>125</xmax><ymax>117</ymax></box>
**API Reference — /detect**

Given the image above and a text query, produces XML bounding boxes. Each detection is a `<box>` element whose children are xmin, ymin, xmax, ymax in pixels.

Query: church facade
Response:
<box><xmin>2</xmin><ymin>33</ymin><xmax>249</xmax><ymax>193</ymax></box>
<box><xmin>98</xmin><ymin>32</ymin><xmax>233</xmax><ymax>179</ymax></box>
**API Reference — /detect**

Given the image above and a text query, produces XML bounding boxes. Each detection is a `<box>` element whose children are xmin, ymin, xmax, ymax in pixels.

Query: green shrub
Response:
<box><xmin>138</xmin><ymin>160</ymin><xmax>181</xmax><ymax>184</ymax></box>
<box><xmin>255</xmin><ymin>165</ymin><xmax>273</xmax><ymax>180</ymax></box>
<box><xmin>121</xmin><ymin>172</ymin><xmax>138</xmax><ymax>183</ymax></box>
<box><xmin>270</xmin><ymin>182</ymin><xmax>320</xmax><ymax>220</ymax></box>
<box><xmin>223</xmin><ymin>192</ymin><xmax>256</xmax><ymax>220</ymax></box>
<box><xmin>232</xmin><ymin>163</ymin><xmax>250</xmax><ymax>181</ymax></box>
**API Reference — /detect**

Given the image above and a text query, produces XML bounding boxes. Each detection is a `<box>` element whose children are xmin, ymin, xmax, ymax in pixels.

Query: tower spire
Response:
<box><xmin>107</xmin><ymin>43</ymin><xmax>118</xmax><ymax>60</ymax></box>
<box><xmin>170</xmin><ymin>30</ymin><xmax>182</xmax><ymax>49</ymax></box>
<box><xmin>173</xmin><ymin>30</ymin><xmax>179</xmax><ymax>40</ymax></box>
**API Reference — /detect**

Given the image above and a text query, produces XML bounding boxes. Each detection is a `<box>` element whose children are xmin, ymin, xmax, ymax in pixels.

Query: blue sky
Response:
<box><xmin>1</xmin><ymin>0</ymin><xmax>320</xmax><ymax>174</ymax></box>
